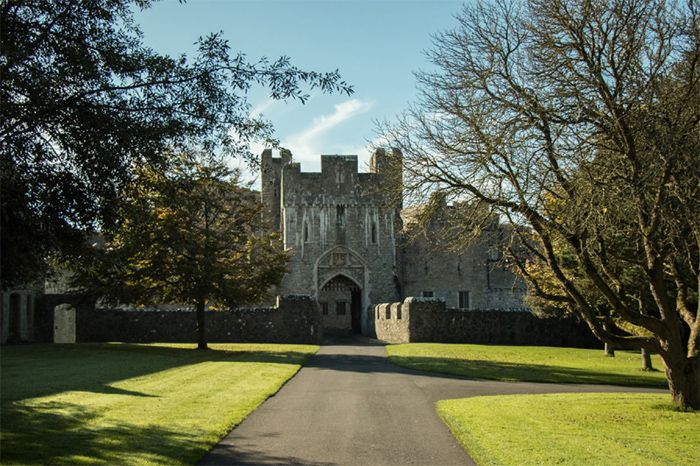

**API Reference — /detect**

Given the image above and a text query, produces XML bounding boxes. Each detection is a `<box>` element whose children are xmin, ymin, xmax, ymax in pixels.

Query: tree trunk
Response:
<box><xmin>641</xmin><ymin>348</ymin><xmax>653</xmax><ymax>371</ymax></box>
<box><xmin>663</xmin><ymin>354</ymin><xmax>699</xmax><ymax>410</ymax></box>
<box><xmin>196</xmin><ymin>298</ymin><xmax>208</xmax><ymax>350</ymax></box>
<box><xmin>604</xmin><ymin>342</ymin><xmax>615</xmax><ymax>357</ymax></box>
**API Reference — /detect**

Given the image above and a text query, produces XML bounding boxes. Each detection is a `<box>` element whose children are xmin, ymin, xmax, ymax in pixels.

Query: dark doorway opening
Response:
<box><xmin>318</xmin><ymin>274</ymin><xmax>362</xmax><ymax>335</ymax></box>
<box><xmin>9</xmin><ymin>294</ymin><xmax>21</xmax><ymax>342</ymax></box>
<box><xmin>351</xmin><ymin>289</ymin><xmax>362</xmax><ymax>334</ymax></box>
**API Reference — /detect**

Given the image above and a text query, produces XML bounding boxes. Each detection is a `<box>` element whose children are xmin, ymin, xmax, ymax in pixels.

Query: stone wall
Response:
<box><xmin>373</xmin><ymin>302</ymin><xmax>409</xmax><ymax>343</ymax></box>
<box><xmin>37</xmin><ymin>295</ymin><xmax>322</xmax><ymax>344</ymax></box>
<box><xmin>32</xmin><ymin>293</ymin><xmax>94</xmax><ymax>343</ymax></box>
<box><xmin>375</xmin><ymin>297</ymin><xmax>601</xmax><ymax>348</ymax></box>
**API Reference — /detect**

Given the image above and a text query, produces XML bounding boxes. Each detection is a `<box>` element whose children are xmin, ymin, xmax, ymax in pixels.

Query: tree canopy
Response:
<box><xmin>71</xmin><ymin>154</ymin><xmax>288</xmax><ymax>349</ymax></box>
<box><xmin>0</xmin><ymin>0</ymin><xmax>352</xmax><ymax>288</ymax></box>
<box><xmin>379</xmin><ymin>0</ymin><xmax>700</xmax><ymax>409</ymax></box>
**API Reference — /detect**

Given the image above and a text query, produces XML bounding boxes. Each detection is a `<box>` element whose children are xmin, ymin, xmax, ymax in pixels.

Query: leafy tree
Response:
<box><xmin>379</xmin><ymin>0</ymin><xmax>699</xmax><ymax>409</ymax></box>
<box><xmin>0</xmin><ymin>0</ymin><xmax>351</xmax><ymax>289</ymax></box>
<box><xmin>73</xmin><ymin>154</ymin><xmax>288</xmax><ymax>349</ymax></box>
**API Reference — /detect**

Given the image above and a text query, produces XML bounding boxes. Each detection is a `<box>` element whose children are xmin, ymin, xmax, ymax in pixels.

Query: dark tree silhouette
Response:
<box><xmin>0</xmin><ymin>0</ymin><xmax>352</xmax><ymax>288</ymax></box>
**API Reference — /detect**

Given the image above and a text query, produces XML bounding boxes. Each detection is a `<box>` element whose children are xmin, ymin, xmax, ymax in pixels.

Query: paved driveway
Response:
<box><xmin>199</xmin><ymin>337</ymin><xmax>665</xmax><ymax>465</ymax></box>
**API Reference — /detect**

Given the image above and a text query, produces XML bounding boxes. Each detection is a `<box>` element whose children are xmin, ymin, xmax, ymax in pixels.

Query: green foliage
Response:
<box><xmin>0</xmin><ymin>0</ymin><xmax>352</xmax><ymax>288</ymax></box>
<box><xmin>387</xmin><ymin>343</ymin><xmax>666</xmax><ymax>387</ymax></box>
<box><xmin>0</xmin><ymin>343</ymin><xmax>317</xmax><ymax>465</ymax></box>
<box><xmin>71</xmin><ymin>154</ymin><xmax>288</xmax><ymax>312</ymax></box>
<box><xmin>438</xmin><ymin>393</ymin><xmax>700</xmax><ymax>465</ymax></box>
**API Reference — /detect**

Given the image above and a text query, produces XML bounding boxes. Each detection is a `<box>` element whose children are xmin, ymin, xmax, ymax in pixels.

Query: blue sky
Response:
<box><xmin>135</xmin><ymin>0</ymin><xmax>464</xmax><ymax>174</ymax></box>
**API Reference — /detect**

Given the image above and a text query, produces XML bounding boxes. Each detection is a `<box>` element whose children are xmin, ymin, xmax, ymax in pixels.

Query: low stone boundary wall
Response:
<box><xmin>374</xmin><ymin>297</ymin><xmax>600</xmax><ymax>348</ymax></box>
<box><xmin>38</xmin><ymin>295</ymin><xmax>322</xmax><ymax>344</ymax></box>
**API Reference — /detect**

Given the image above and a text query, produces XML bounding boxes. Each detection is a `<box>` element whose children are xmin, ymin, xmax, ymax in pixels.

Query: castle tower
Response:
<box><xmin>260</xmin><ymin>148</ymin><xmax>292</xmax><ymax>231</ymax></box>
<box><xmin>369</xmin><ymin>148</ymin><xmax>403</xmax><ymax>209</ymax></box>
<box><xmin>260</xmin><ymin>149</ymin><xmax>404</xmax><ymax>336</ymax></box>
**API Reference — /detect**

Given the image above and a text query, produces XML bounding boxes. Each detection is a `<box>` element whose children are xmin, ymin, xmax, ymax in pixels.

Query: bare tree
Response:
<box><xmin>379</xmin><ymin>0</ymin><xmax>699</xmax><ymax>409</ymax></box>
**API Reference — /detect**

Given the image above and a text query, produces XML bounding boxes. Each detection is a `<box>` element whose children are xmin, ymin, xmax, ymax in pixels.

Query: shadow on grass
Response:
<box><xmin>388</xmin><ymin>355</ymin><xmax>667</xmax><ymax>387</ymax></box>
<box><xmin>2</xmin><ymin>400</ymin><xmax>337</xmax><ymax>466</ymax></box>
<box><xmin>0</xmin><ymin>400</ymin><xmax>211</xmax><ymax>465</ymax></box>
<box><xmin>0</xmin><ymin>344</ymin><xmax>314</xmax><ymax>404</ymax></box>
<box><xmin>1</xmin><ymin>343</ymin><xmax>667</xmax><ymax>408</ymax></box>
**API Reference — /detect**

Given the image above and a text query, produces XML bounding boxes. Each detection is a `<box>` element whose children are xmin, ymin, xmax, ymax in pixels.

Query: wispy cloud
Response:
<box><xmin>286</xmin><ymin>99</ymin><xmax>374</xmax><ymax>158</ymax></box>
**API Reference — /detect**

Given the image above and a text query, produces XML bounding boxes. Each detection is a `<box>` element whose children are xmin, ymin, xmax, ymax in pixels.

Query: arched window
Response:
<box><xmin>303</xmin><ymin>221</ymin><xmax>309</xmax><ymax>242</ymax></box>
<box><xmin>336</xmin><ymin>205</ymin><xmax>345</xmax><ymax>226</ymax></box>
<box><xmin>371</xmin><ymin>221</ymin><xmax>377</xmax><ymax>244</ymax></box>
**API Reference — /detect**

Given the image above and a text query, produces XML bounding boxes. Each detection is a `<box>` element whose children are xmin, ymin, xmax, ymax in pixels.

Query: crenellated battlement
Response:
<box><xmin>261</xmin><ymin>148</ymin><xmax>402</xmax><ymax>218</ymax></box>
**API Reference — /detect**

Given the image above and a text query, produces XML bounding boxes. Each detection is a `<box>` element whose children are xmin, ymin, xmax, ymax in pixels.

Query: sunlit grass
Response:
<box><xmin>438</xmin><ymin>393</ymin><xmax>699</xmax><ymax>465</ymax></box>
<box><xmin>1</xmin><ymin>343</ymin><xmax>317</xmax><ymax>465</ymax></box>
<box><xmin>387</xmin><ymin>343</ymin><xmax>667</xmax><ymax>386</ymax></box>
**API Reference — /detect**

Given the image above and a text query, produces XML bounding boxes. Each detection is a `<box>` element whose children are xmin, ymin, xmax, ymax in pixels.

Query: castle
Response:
<box><xmin>0</xmin><ymin>148</ymin><xmax>528</xmax><ymax>345</ymax></box>
<box><xmin>261</xmin><ymin>148</ymin><xmax>527</xmax><ymax>336</ymax></box>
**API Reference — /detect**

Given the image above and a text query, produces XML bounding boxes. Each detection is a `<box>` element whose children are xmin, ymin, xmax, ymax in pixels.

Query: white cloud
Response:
<box><xmin>285</xmin><ymin>99</ymin><xmax>374</xmax><ymax>161</ymax></box>
<box><xmin>248</xmin><ymin>139</ymin><xmax>269</xmax><ymax>158</ymax></box>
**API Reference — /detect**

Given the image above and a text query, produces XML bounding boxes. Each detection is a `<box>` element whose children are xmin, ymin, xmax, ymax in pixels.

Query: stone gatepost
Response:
<box><xmin>53</xmin><ymin>304</ymin><xmax>76</xmax><ymax>343</ymax></box>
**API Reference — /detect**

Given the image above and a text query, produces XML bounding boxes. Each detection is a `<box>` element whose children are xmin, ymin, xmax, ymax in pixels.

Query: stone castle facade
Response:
<box><xmin>261</xmin><ymin>148</ymin><xmax>527</xmax><ymax>336</ymax></box>
<box><xmin>0</xmin><ymin>148</ymin><xmax>526</xmax><ymax>345</ymax></box>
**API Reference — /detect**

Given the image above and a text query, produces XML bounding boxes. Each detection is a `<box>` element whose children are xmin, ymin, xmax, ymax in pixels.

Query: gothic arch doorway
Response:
<box><xmin>318</xmin><ymin>274</ymin><xmax>362</xmax><ymax>334</ymax></box>
<box><xmin>315</xmin><ymin>246</ymin><xmax>368</xmax><ymax>335</ymax></box>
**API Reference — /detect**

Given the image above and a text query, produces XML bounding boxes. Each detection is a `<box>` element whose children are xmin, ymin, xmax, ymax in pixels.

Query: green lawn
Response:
<box><xmin>0</xmin><ymin>343</ymin><xmax>317</xmax><ymax>465</ymax></box>
<box><xmin>387</xmin><ymin>343</ymin><xmax>667</xmax><ymax>386</ymax></box>
<box><xmin>438</xmin><ymin>393</ymin><xmax>700</xmax><ymax>465</ymax></box>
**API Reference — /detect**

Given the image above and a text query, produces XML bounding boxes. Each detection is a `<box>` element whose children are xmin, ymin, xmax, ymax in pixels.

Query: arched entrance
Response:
<box><xmin>318</xmin><ymin>274</ymin><xmax>362</xmax><ymax>334</ymax></box>
<box><xmin>314</xmin><ymin>246</ymin><xmax>368</xmax><ymax>335</ymax></box>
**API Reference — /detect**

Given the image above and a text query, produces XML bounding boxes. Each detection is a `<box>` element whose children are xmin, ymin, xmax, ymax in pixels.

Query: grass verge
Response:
<box><xmin>387</xmin><ymin>343</ymin><xmax>667</xmax><ymax>386</ymax></box>
<box><xmin>437</xmin><ymin>393</ymin><xmax>699</xmax><ymax>465</ymax></box>
<box><xmin>0</xmin><ymin>342</ymin><xmax>317</xmax><ymax>465</ymax></box>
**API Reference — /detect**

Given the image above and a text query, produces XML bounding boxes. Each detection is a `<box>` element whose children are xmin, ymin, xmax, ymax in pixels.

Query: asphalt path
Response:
<box><xmin>199</xmin><ymin>337</ymin><xmax>666</xmax><ymax>466</ymax></box>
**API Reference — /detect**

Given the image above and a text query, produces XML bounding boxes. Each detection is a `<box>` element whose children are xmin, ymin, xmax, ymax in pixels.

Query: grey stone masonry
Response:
<box><xmin>375</xmin><ymin>298</ymin><xmax>600</xmax><ymax>348</ymax></box>
<box><xmin>46</xmin><ymin>295</ymin><xmax>323</xmax><ymax>344</ymax></box>
<box><xmin>401</xmin><ymin>203</ymin><xmax>528</xmax><ymax>311</ymax></box>
<box><xmin>262</xmin><ymin>149</ymin><xmax>403</xmax><ymax>336</ymax></box>
<box><xmin>261</xmin><ymin>148</ymin><xmax>531</xmax><ymax>338</ymax></box>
